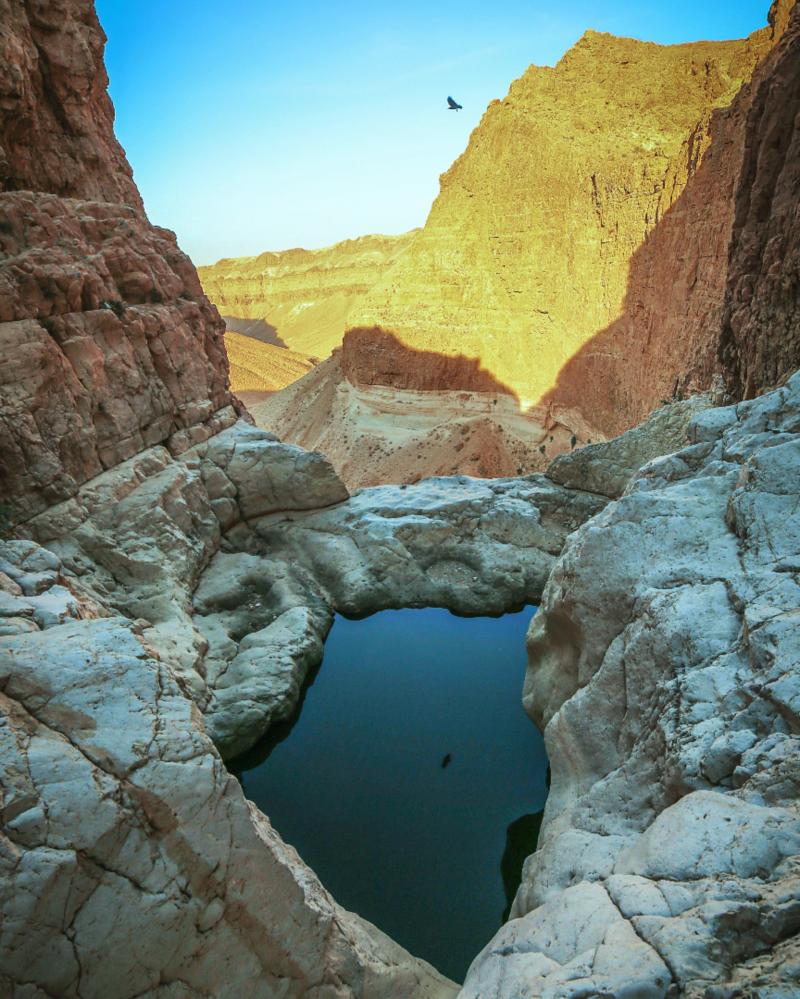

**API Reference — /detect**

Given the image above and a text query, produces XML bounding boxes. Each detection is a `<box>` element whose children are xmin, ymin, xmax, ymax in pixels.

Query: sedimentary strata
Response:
<box><xmin>251</xmin><ymin>349</ymin><xmax>602</xmax><ymax>490</ymax></box>
<box><xmin>345</xmin><ymin>9</ymin><xmax>787</xmax><ymax>412</ymax></box>
<box><xmin>198</xmin><ymin>233</ymin><xmax>416</xmax><ymax>360</ymax></box>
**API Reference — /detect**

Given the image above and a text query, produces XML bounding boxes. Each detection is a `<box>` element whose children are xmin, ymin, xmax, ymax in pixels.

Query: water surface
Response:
<box><xmin>234</xmin><ymin>606</ymin><xmax>548</xmax><ymax>982</ymax></box>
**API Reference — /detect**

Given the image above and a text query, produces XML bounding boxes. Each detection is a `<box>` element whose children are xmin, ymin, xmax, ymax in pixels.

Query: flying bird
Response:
<box><xmin>447</xmin><ymin>96</ymin><xmax>462</xmax><ymax>110</ymax></box>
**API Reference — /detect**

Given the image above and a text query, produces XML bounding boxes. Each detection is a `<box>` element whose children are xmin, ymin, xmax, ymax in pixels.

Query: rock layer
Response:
<box><xmin>0</xmin><ymin>191</ymin><xmax>234</xmax><ymax>522</ymax></box>
<box><xmin>223</xmin><ymin>329</ymin><xmax>315</xmax><ymax>402</ymax></box>
<box><xmin>198</xmin><ymin>232</ymin><xmax>416</xmax><ymax>359</ymax></box>
<box><xmin>252</xmin><ymin>350</ymin><xmax>604</xmax><ymax>490</ymax></box>
<box><xmin>346</xmin><ymin>18</ymin><xmax>780</xmax><ymax>410</ymax></box>
<box><xmin>462</xmin><ymin>373</ymin><xmax>800</xmax><ymax>997</ymax></box>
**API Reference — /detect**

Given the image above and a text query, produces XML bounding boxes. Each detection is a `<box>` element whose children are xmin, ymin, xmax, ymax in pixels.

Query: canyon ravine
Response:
<box><xmin>1</xmin><ymin>1</ymin><xmax>799</xmax><ymax>997</ymax></box>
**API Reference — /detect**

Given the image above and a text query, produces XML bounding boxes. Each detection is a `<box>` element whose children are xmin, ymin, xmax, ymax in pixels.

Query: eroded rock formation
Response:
<box><xmin>463</xmin><ymin>374</ymin><xmax>800</xmax><ymax>998</ymax></box>
<box><xmin>0</xmin><ymin>193</ymin><xmax>233</xmax><ymax>521</ymax></box>
<box><xmin>198</xmin><ymin>232</ymin><xmax>416</xmax><ymax>359</ymax></box>
<box><xmin>345</xmin><ymin>13</ymin><xmax>784</xmax><ymax>411</ymax></box>
<box><xmin>0</xmin><ymin>547</ymin><xmax>457</xmax><ymax>999</ymax></box>
<box><xmin>0</xmin><ymin>0</ymin><xmax>141</xmax><ymax>205</ymax></box>
<box><xmin>0</xmin><ymin>0</ymin><xmax>236</xmax><ymax>524</ymax></box>
<box><xmin>252</xmin><ymin>347</ymin><xmax>603</xmax><ymax>490</ymax></box>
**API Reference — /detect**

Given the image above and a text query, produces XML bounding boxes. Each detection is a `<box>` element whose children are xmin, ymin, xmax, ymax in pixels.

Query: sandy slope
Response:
<box><xmin>251</xmin><ymin>352</ymin><xmax>604</xmax><ymax>489</ymax></box>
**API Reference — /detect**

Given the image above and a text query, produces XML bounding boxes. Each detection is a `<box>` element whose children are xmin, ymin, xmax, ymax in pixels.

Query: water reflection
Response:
<box><xmin>232</xmin><ymin>606</ymin><xmax>548</xmax><ymax>981</ymax></box>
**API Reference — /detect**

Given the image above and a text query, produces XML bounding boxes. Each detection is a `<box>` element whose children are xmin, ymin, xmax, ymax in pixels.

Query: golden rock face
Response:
<box><xmin>346</xmin><ymin>23</ymin><xmax>777</xmax><ymax>413</ymax></box>
<box><xmin>198</xmin><ymin>232</ymin><xmax>415</xmax><ymax>360</ymax></box>
<box><xmin>223</xmin><ymin>330</ymin><xmax>315</xmax><ymax>403</ymax></box>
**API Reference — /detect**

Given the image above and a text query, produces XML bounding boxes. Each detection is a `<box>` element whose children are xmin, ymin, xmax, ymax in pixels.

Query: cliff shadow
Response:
<box><xmin>535</xmin><ymin>92</ymin><xmax>751</xmax><ymax>439</ymax></box>
<box><xmin>340</xmin><ymin>326</ymin><xmax>522</xmax><ymax>401</ymax></box>
<box><xmin>223</xmin><ymin>315</ymin><xmax>288</xmax><ymax>349</ymax></box>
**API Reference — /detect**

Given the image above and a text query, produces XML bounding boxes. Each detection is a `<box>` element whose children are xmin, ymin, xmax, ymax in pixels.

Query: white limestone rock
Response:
<box><xmin>462</xmin><ymin>372</ymin><xmax>800</xmax><ymax>997</ymax></box>
<box><xmin>0</xmin><ymin>611</ymin><xmax>457</xmax><ymax>998</ymax></box>
<box><xmin>546</xmin><ymin>393</ymin><xmax>712</xmax><ymax>498</ymax></box>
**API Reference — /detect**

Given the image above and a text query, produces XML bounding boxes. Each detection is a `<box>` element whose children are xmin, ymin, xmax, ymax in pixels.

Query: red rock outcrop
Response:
<box><xmin>0</xmin><ymin>0</ymin><xmax>234</xmax><ymax>523</ymax></box>
<box><xmin>0</xmin><ymin>0</ymin><xmax>141</xmax><ymax>206</ymax></box>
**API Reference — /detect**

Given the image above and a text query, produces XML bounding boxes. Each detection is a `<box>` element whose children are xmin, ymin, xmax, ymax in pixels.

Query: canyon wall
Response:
<box><xmin>198</xmin><ymin>232</ymin><xmax>416</xmax><ymax>359</ymax></box>
<box><xmin>255</xmin><ymin>1</ymin><xmax>796</xmax><ymax>479</ymax></box>
<box><xmin>544</xmin><ymin>0</ymin><xmax>800</xmax><ymax>435</ymax></box>
<box><xmin>343</xmin><ymin>14</ymin><xmax>782</xmax><ymax>412</ymax></box>
<box><xmin>0</xmin><ymin>0</ymin><xmax>235</xmax><ymax>524</ymax></box>
<box><xmin>719</xmin><ymin>3</ymin><xmax>800</xmax><ymax>400</ymax></box>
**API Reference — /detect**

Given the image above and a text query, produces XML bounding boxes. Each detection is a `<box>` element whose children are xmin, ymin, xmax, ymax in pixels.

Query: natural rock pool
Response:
<box><xmin>233</xmin><ymin>606</ymin><xmax>548</xmax><ymax>982</ymax></box>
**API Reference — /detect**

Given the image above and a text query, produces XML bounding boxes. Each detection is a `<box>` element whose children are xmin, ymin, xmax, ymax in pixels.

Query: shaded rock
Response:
<box><xmin>545</xmin><ymin>392</ymin><xmax>713</xmax><ymax>497</ymax></box>
<box><xmin>720</xmin><ymin>2</ymin><xmax>800</xmax><ymax>399</ymax></box>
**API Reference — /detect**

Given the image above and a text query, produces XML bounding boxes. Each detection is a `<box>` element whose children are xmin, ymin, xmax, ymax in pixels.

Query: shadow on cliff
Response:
<box><xmin>222</xmin><ymin>314</ymin><xmax>288</xmax><ymax>348</ymax></box>
<box><xmin>340</xmin><ymin>326</ymin><xmax>521</xmax><ymax>400</ymax></box>
<box><xmin>338</xmin><ymin>99</ymin><xmax>741</xmax><ymax>438</ymax></box>
<box><xmin>535</xmin><ymin>34</ymin><xmax>798</xmax><ymax>439</ymax></box>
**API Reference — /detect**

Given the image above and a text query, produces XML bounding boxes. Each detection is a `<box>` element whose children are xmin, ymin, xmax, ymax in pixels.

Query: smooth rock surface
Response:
<box><xmin>14</xmin><ymin>417</ymin><xmax>606</xmax><ymax>760</ymax></box>
<box><xmin>461</xmin><ymin>372</ymin><xmax>800</xmax><ymax>997</ymax></box>
<box><xmin>545</xmin><ymin>392</ymin><xmax>714</xmax><ymax>498</ymax></box>
<box><xmin>0</xmin><ymin>608</ymin><xmax>457</xmax><ymax>998</ymax></box>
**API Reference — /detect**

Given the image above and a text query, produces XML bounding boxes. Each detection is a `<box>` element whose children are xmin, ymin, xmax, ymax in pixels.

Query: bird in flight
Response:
<box><xmin>447</xmin><ymin>96</ymin><xmax>462</xmax><ymax>110</ymax></box>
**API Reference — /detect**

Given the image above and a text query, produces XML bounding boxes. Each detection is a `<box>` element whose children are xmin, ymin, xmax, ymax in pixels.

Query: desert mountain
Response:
<box><xmin>198</xmin><ymin>232</ymin><xmax>416</xmax><ymax>360</ymax></box>
<box><xmin>223</xmin><ymin>330</ymin><xmax>314</xmax><ymax>406</ymax></box>
<box><xmin>252</xmin><ymin>1</ymin><xmax>799</xmax><ymax>486</ymax></box>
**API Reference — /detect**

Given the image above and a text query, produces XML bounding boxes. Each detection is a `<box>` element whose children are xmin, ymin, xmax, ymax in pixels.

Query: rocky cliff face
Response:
<box><xmin>719</xmin><ymin>2</ymin><xmax>800</xmax><ymax>400</ymax></box>
<box><xmin>543</xmin><ymin>0</ymin><xmax>800</xmax><ymax>435</ymax></box>
<box><xmin>0</xmin><ymin>0</ymin><xmax>141</xmax><ymax>206</ymax></box>
<box><xmin>463</xmin><ymin>372</ymin><xmax>800</xmax><ymax>998</ymax></box>
<box><xmin>0</xmin><ymin>0</ymin><xmax>235</xmax><ymax>525</ymax></box>
<box><xmin>344</xmin><ymin>16</ymin><xmax>780</xmax><ymax>412</ymax></box>
<box><xmin>198</xmin><ymin>232</ymin><xmax>416</xmax><ymax>359</ymax></box>
<box><xmin>257</xmin><ymin>2</ymin><xmax>796</xmax><ymax>480</ymax></box>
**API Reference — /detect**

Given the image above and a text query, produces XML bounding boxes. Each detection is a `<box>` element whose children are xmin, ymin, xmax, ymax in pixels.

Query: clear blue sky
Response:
<box><xmin>96</xmin><ymin>1</ymin><xmax>772</xmax><ymax>265</ymax></box>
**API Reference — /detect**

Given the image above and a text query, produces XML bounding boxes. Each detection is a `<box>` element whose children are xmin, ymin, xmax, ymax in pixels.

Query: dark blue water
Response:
<box><xmin>233</xmin><ymin>606</ymin><xmax>548</xmax><ymax>982</ymax></box>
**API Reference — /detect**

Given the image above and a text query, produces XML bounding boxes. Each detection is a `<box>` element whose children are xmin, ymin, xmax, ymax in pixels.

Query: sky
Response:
<box><xmin>96</xmin><ymin>1</ymin><xmax>772</xmax><ymax>265</ymax></box>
